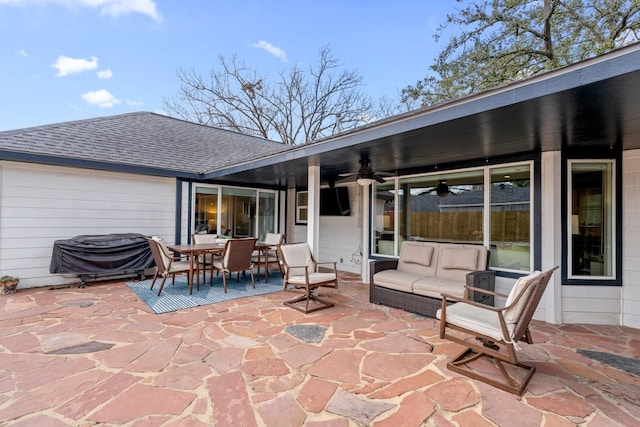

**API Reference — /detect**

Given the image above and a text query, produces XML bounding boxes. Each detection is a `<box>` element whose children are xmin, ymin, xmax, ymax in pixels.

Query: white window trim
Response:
<box><xmin>566</xmin><ymin>159</ymin><xmax>616</xmax><ymax>281</ymax></box>
<box><xmin>372</xmin><ymin>161</ymin><xmax>536</xmax><ymax>273</ymax></box>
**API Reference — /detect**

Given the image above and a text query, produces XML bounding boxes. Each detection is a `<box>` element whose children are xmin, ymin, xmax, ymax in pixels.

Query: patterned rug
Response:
<box><xmin>126</xmin><ymin>271</ymin><xmax>284</xmax><ymax>314</ymax></box>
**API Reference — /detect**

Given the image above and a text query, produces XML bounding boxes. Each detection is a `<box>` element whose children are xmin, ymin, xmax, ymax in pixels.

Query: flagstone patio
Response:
<box><xmin>0</xmin><ymin>273</ymin><xmax>638</xmax><ymax>426</ymax></box>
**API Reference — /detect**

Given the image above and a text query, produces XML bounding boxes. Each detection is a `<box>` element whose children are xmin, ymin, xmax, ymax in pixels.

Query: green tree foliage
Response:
<box><xmin>163</xmin><ymin>46</ymin><xmax>373</xmax><ymax>145</ymax></box>
<box><xmin>403</xmin><ymin>0</ymin><xmax>640</xmax><ymax>106</ymax></box>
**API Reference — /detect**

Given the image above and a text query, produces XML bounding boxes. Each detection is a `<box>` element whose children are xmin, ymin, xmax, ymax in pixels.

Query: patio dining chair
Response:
<box><xmin>212</xmin><ymin>237</ymin><xmax>257</xmax><ymax>293</ymax></box>
<box><xmin>192</xmin><ymin>233</ymin><xmax>218</xmax><ymax>283</ymax></box>
<box><xmin>278</xmin><ymin>242</ymin><xmax>338</xmax><ymax>313</ymax></box>
<box><xmin>436</xmin><ymin>266</ymin><xmax>558</xmax><ymax>395</ymax></box>
<box><xmin>147</xmin><ymin>236</ymin><xmax>192</xmax><ymax>296</ymax></box>
<box><xmin>252</xmin><ymin>232</ymin><xmax>285</xmax><ymax>280</ymax></box>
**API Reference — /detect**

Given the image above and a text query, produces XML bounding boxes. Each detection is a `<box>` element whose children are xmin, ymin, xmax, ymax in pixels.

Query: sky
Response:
<box><xmin>0</xmin><ymin>0</ymin><xmax>465</xmax><ymax>131</ymax></box>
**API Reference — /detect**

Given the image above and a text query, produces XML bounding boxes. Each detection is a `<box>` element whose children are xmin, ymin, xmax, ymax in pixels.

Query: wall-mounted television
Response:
<box><xmin>320</xmin><ymin>187</ymin><xmax>350</xmax><ymax>216</ymax></box>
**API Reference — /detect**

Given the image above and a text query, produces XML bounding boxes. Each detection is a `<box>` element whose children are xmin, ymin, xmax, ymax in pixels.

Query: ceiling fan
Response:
<box><xmin>419</xmin><ymin>180</ymin><xmax>459</xmax><ymax>197</ymax></box>
<box><xmin>340</xmin><ymin>158</ymin><xmax>394</xmax><ymax>186</ymax></box>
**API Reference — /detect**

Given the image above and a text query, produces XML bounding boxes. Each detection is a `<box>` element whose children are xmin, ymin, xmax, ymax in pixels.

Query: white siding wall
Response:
<box><xmin>286</xmin><ymin>184</ymin><xmax>362</xmax><ymax>275</ymax></box>
<box><xmin>0</xmin><ymin>161</ymin><xmax>176</xmax><ymax>288</ymax></box>
<box><xmin>623</xmin><ymin>150</ymin><xmax>640</xmax><ymax>328</ymax></box>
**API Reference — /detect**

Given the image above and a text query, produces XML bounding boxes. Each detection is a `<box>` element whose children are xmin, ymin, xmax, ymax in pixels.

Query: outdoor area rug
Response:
<box><xmin>126</xmin><ymin>272</ymin><xmax>284</xmax><ymax>314</ymax></box>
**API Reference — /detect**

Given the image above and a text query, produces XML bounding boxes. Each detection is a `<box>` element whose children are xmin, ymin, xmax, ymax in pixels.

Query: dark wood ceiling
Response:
<box><xmin>206</xmin><ymin>44</ymin><xmax>640</xmax><ymax>189</ymax></box>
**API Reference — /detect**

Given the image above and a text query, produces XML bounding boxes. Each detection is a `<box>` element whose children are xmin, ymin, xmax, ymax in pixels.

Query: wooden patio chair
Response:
<box><xmin>147</xmin><ymin>236</ymin><xmax>192</xmax><ymax>296</ymax></box>
<box><xmin>192</xmin><ymin>233</ymin><xmax>218</xmax><ymax>283</ymax></box>
<box><xmin>437</xmin><ymin>266</ymin><xmax>559</xmax><ymax>395</ymax></box>
<box><xmin>278</xmin><ymin>242</ymin><xmax>338</xmax><ymax>313</ymax></box>
<box><xmin>252</xmin><ymin>232</ymin><xmax>285</xmax><ymax>280</ymax></box>
<box><xmin>212</xmin><ymin>237</ymin><xmax>257</xmax><ymax>293</ymax></box>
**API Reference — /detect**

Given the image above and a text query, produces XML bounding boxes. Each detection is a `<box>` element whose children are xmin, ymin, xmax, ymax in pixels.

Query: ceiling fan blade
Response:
<box><xmin>373</xmin><ymin>174</ymin><xmax>386</xmax><ymax>184</ymax></box>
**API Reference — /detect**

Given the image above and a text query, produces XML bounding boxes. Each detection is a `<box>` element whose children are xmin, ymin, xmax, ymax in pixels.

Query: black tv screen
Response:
<box><xmin>320</xmin><ymin>187</ymin><xmax>350</xmax><ymax>216</ymax></box>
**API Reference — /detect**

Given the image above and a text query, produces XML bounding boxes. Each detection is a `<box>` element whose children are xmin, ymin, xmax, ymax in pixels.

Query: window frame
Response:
<box><xmin>370</xmin><ymin>160</ymin><xmax>536</xmax><ymax>274</ymax></box>
<box><xmin>564</xmin><ymin>159</ymin><xmax>618</xmax><ymax>284</ymax></box>
<box><xmin>295</xmin><ymin>190</ymin><xmax>308</xmax><ymax>225</ymax></box>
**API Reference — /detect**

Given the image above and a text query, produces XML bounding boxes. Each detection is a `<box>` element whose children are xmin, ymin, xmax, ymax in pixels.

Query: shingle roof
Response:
<box><xmin>0</xmin><ymin>112</ymin><xmax>289</xmax><ymax>177</ymax></box>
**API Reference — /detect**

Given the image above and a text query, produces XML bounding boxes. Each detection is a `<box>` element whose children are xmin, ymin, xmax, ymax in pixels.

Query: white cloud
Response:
<box><xmin>0</xmin><ymin>0</ymin><xmax>162</xmax><ymax>22</ymax></box>
<box><xmin>81</xmin><ymin>89</ymin><xmax>120</xmax><ymax>108</ymax></box>
<box><xmin>16</xmin><ymin>49</ymin><xmax>28</xmax><ymax>57</ymax></box>
<box><xmin>97</xmin><ymin>69</ymin><xmax>113</xmax><ymax>79</ymax></box>
<box><xmin>52</xmin><ymin>55</ymin><xmax>98</xmax><ymax>77</ymax></box>
<box><xmin>251</xmin><ymin>40</ymin><xmax>287</xmax><ymax>62</ymax></box>
<box><xmin>126</xmin><ymin>99</ymin><xmax>143</xmax><ymax>106</ymax></box>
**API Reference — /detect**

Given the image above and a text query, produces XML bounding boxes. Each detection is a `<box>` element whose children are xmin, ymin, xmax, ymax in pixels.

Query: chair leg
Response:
<box><xmin>157</xmin><ymin>276</ymin><xmax>169</xmax><ymax>296</ymax></box>
<box><xmin>149</xmin><ymin>267</ymin><xmax>159</xmax><ymax>290</ymax></box>
<box><xmin>222</xmin><ymin>272</ymin><xmax>228</xmax><ymax>293</ymax></box>
<box><xmin>250</xmin><ymin>269</ymin><xmax>255</xmax><ymax>289</ymax></box>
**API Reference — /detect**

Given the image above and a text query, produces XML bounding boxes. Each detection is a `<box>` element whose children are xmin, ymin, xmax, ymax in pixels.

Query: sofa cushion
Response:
<box><xmin>436</xmin><ymin>244</ymin><xmax>487</xmax><ymax>282</ymax></box>
<box><xmin>373</xmin><ymin>269</ymin><xmax>423</xmax><ymax>293</ymax></box>
<box><xmin>413</xmin><ymin>277</ymin><xmax>467</xmax><ymax>299</ymax></box>
<box><xmin>440</xmin><ymin>247</ymin><xmax>479</xmax><ymax>270</ymax></box>
<box><xmin>401</xmin><ymin>244</ymin><xmax>434</xmax><ymax>266</ymax></box>
<box><xmin>397</xmin><ymin>241</ymin><xmax>439</xmax><ymax>277</ymax></box>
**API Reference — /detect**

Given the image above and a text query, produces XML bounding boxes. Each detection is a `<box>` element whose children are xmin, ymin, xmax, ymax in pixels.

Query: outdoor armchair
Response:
<box><xmin>436</xmin><ymin>266</ymin><xmax>558</xmax><ymax>395</ymax></box>
<box><xmin>278</xmin><ymin>242</ymin><xmax>338</xmax><ymax>313</ymax></box>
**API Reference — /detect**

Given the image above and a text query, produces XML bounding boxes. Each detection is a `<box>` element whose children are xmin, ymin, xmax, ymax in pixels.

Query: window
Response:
<box><xmin>372</xmin><ymin>162</ymin><xmax>534</xmax><ymax>273</ymax></box>
<box><xmin>296</xmin><ymin>191</ymin><xmax>308</xmax><ymax>224</ymax></box>
<box><xmin>194</xmin><ymin>186</ymin><xmax>219</xmax><ymax>234</ymax></box>
<box><xmin>193</xmin><ymin>185</ymin><xmax>276</xmax><ymax>238</ymax></box>
<box><xmin>490</xmin><ymin>164</ymin><xmax>531</xmax><ymax>271</ymax></box>
<box><xmin>568</xmin><ymin>161</ymin><xmax>615</xmax><ymax>279</ymax></box>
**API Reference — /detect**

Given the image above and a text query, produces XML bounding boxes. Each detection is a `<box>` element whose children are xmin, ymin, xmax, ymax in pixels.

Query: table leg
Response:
<box><xmin>189</xmin><ymin>255</ymin><xmax>194</xmax><ymax>294</ymax></box>
<box><xmin>264</xmin><ymin>249</ymin><xmax>269</xmax><ymax>282</ymax></box>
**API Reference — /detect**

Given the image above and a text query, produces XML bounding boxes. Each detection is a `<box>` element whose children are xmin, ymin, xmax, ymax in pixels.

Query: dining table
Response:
<box><xmin>167</xmin><ymin>241</ymin><xmax>275</xmax><ymax>294</ymax></box>
<box><xmin>167</xmin><ymin>242</ymin><xmax>225</xmax><ymax>294</ymax></box>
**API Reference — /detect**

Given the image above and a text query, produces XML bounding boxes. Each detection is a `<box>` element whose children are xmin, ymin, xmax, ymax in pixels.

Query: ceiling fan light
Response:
<box><xmin>357</xmin><ymin>177</ymin><xmax>374</xmax><ymax>186</ymax></box>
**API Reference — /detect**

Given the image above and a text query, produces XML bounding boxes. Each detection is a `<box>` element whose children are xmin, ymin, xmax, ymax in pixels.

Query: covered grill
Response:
<box><xmin>50</xmin><ymin>233</ymin><xmax>154</xmax><ymax>287</ymax></box>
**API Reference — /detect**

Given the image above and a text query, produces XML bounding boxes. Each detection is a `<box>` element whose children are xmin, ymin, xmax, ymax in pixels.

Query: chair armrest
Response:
<box><xmin>315</xmin><ymin>260</ymin><xmax>337</xmax><ymax>273</ymax></box>
<box><xmin>370</xmin><ymin>259</ymin><xmax>399</xmax><ymax>275</ymax></box>
<box><xmin>441</xmin><ymin>292</ymin><xmax>505</xmax><ymax>313</ymax></box>
<box><xmin>464</xmin><ymin>285</ymin><xmax>508</xmax><ymax>299</ymax></box>
<box><xmin>315</xmin><ymin>261</ymin><xmax>336</xmax><ymax>266</ymax></box>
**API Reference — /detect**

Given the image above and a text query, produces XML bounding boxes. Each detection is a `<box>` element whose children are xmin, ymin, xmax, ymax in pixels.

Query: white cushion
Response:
<box><xmin>192</xmin><ymin>234</ymin><xmax>218</xmax><ymax>244</ymax></box>
<box><xmin>288</xmin><ymin>272</ymin><xmax>336</xmax><ymax>286</ymax></box>
<box><xmin>504</xmin><ymin>271</ymin><xmax>541</xmax><ymax>324</ymax></box>
<box><xmin>440</xmin><ymin>247</ymin><xmax>479</xmax><ymax>270</ymax></box>
<box><xmin>400</xmin><ymin>244</ymin><xmax>434</xmax><ymax>266</ymax></box>
<box><xmin>437</xmin><ymin>303</ymin><xmax>514</xmax><ymax>342</ymax></box>
<box><xmin>280</xmin><ymin>243</ymin><xmax>314</xmax><ymax>277</ymax></box>
<box><xmin>373</xmin><ymin>270</ymin><xmax>422</xmax><ymax>292</ymax></box>
<box><xmin>413</xmin><ymin>277</ymin><xmax>466</xmax><ymax>299</ymax></box>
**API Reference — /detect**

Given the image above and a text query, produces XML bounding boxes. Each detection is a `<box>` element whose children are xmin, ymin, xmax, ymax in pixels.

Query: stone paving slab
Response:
<box><xmin>0</xmin><ymin>273</ymin><xmax>639</xmax><ymax>426</ymax></box>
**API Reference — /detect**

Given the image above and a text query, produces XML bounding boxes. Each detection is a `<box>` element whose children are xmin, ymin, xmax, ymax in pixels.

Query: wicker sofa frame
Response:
<box><xmin>369</xmin><ymin>258</ymin><xmax>496</xmax><ymax>318</ymax></box>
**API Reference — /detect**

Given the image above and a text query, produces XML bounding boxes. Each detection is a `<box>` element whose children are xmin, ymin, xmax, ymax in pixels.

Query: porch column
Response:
<box><xmin>307</xmin><ymin>164</ymin><xmax>320</xmax><ymax>255</ymax></box>
<box><xmin>541</xmin><ymin>151</ymin><xmax>562</xmax><ymax>324</ymax></box>
<box><xmin>361</xmin><ymin>184</ymin><xmax>371</xmax><ymax>283</ymax></box>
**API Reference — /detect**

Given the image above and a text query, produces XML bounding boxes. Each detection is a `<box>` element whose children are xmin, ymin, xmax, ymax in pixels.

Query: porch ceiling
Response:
<box><xmin>206</xmin><ymin>44</ymin><xmax>640</xmax><ymax>189</ymax></box>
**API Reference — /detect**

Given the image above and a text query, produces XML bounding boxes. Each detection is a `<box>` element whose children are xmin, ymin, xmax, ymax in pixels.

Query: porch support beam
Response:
<box><xmin>541</xmin><ymin>150</ymin><xmax>562</xmax><ymax>324</ymax></box>
<box><xmin>307</xmin><ymin>164</ymin><xmax>320</xmax><ymax>255</ymax></box>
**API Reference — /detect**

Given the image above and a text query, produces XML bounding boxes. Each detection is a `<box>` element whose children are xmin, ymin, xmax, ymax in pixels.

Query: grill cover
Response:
<box><xmin>50</xmin><ymin>233</ymin><xmax>154</xmax><ymax>275</ymax></box>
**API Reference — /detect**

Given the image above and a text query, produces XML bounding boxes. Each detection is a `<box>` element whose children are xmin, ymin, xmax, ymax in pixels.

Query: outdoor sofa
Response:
<box><xmin>369</xmin><ymin>240</ymin><xmax>495</xmax><ymax>317</ymax></box>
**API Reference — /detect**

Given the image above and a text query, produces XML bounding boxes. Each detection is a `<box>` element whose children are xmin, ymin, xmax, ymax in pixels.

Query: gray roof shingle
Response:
<box><xmin>0</xmin><ymin>112</ymin><xmax>289</xmax><ymax>176</ymax></box>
